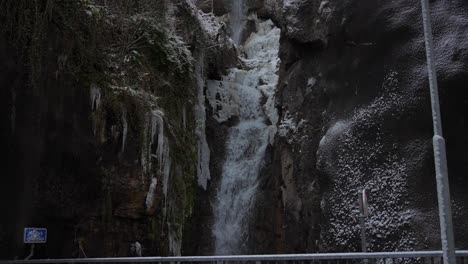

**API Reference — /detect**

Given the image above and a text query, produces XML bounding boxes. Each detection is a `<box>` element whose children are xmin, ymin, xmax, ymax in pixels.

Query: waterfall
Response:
<box><xmin>230</xmin><ymin>0</ymin><xmax>246</xmax><ymax>45</ymax></box>
<box><xmin>212</xmin><ymin>19</ymin><xmax>281</xmax><ymax>255</ymax></box>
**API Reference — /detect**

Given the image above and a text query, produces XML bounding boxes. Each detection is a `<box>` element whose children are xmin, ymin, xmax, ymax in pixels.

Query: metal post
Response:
<box><xmin>358</xmin><ymin>191</ymin><xmax>370</xmax><ymax>264</ymax></box>
<box><xmin>24</xmin><ymin>244</ymin><xmax>35</xmax><ymax>260</ymax></box>
<box><xmin>358</xmin><ymin>191</ymin><xmax>367</xmax><ymax>254</ymax></box>
<box><xmin>359</xmin><ymin>215</ymin><xmax>367</xmax><ymax>253</ymax></box>
<box><xmin>420</xmin><ymin>0</ymin><xmax>456</xmax><ymax>263</ymax></box>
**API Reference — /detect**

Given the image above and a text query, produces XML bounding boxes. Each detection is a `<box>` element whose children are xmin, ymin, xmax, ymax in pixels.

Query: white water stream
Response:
<box><xmin>212</xmin><ymin>17</ymin><xmax>281</xmax><ymax>255</ymax></box>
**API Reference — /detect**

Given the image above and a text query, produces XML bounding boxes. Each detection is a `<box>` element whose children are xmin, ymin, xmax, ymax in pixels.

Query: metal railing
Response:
<box><xmin>1</xmin><ymin>251</ymin><xmax>468</xmax><ymax>264</ymax></box>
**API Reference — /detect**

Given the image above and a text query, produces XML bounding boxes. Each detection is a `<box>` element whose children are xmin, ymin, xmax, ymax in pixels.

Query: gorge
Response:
<box><xmin>1</xmin><ymin>0</ymin><xmax>468</xmax><ymax>259</ymax></box>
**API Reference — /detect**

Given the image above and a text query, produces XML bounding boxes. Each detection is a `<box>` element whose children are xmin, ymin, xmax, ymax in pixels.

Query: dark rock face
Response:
<box><xmin>0</xmin><ymin>0</ymin><xmax>237</xmax><ymax>259</ymax></box>
<box><xmin>261</xmin><ymin>0</ymin><xmax>468</xmax><ymax>253</ymax></box>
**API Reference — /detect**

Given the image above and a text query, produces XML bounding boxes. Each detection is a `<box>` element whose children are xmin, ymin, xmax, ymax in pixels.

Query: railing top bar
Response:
<box><xmin>2</xmin><ymin>251</ymin><xmax>468</xmax><ymax>264</ymax></box>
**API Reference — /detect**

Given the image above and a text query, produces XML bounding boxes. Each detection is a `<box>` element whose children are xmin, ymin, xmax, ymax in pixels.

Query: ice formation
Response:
<box><xmin>195</xmin><ymin>54</ymin><xmax>211</xmax><ymax>190</ymax></box>
<box><xmin>121</xmin><ymin>107</ymin><xmax>128</xmax><ymax>154</ymax></box>
<box><xmin>145</xmin><ymin>177</ymin><xmax>158</xmax><ymax>211</ymax></box>
<box><xmin>212</xmin><ymin>18</ymin><xmax>281</xmax><ymax>255</ymax></box>
<box><xmin>90</xmin><ymin>84</ymin><xmax>101</xmax><ymax>112</ymax></box>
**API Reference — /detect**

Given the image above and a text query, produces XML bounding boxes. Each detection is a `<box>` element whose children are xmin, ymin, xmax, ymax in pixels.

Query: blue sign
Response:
<box><xmin>24</xmin><ymin>228</ymin><xmax>47</xmax><ymax>244</ymax></box>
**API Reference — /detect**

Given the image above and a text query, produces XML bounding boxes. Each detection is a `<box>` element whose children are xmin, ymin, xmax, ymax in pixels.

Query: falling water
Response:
<box><xmin>230</xmin><ymin>0</ymin><xmax>246</xmax><ymax>45</ymax></box>
<box><xmin>212</xmin><ymin>19</ymin><xmax>281</xmax><ymax>255</ymax></box>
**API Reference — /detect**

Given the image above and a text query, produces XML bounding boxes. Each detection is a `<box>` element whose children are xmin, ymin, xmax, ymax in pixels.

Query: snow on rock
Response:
<box><xmin>318</xmin><ymin>1</ymin><xmax>333</xmax><ymax>22</ymax></box>
<box><xmin>318</xmin><ymin>120</ymin><xmax>350</xmax><ymax>149</ymax></box>
<box><xmin>318</xmin><ymin>71</ymin><xmax>418</xmax><ymax>251</ymax></box>
<box><xmin>307</xmin><ymin>77</ymin><xmax>317</xmax><ymax>87</ymax></box>
<box><xmin>183</xmin><ymin>0</ymin><xmax>225</xmax><ymax>40</ymax></box>
<box><xmin>305</xmin><ymin>77</ymin><xmax>317</xmax><ymax>96</ymax></box>
<box><xmin>197</xmin><ymin>10</ymin><xmax>224</xmax><ymax>39</ymax></box>
<box><xmin>278</xmin><ymin>111</ymin><xmax>298</xmax><ymax>141</ymax></box>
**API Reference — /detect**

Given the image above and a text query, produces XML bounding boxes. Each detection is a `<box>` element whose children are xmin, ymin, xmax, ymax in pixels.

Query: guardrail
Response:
<box><xmin>1</xmin><ymin>251</ymin><xmax>468</xmax><ymax>264</ymax></box>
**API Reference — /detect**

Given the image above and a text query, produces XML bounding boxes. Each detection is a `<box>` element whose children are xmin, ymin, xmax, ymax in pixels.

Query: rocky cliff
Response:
<box><xmin>1</xmin><ymin>0</ymin><xmax>467</xmax><ymax>259</ymax></box>
<box><xmin>253</xmin><ymin>0</ymin><xmax>468</xmax><ymax>253</ymax></box>
<box><xmin>0</xmin><ymin>0</ymin><xmax>237</xmax><ymax>258</ymax></box>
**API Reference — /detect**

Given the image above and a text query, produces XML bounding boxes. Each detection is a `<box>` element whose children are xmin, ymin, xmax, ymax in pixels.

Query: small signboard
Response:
<box><xmin>24</xmin><ymin>228</ymin><xmax>47</xmax><ymax>244</ymax></box>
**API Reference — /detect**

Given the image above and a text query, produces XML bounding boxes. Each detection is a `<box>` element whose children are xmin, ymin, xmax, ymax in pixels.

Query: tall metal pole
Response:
<box><xmin>420</xmin><ymin>0</ymin><xmax>456</xmax><ymax>263</ymax></box>
<box><xmin>358</xmin><ymin>191</ymin><xmax>367</xmax><ymax>253</ymax></box>
<box><xmin>358</xmin><ymin>191</ymin><xmax>368</xmax><ymax>264</ymax></box>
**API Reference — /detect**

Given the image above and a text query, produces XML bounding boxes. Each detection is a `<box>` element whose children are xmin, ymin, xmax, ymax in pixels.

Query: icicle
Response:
<box><xmin>145</xmin><ymin>177</ymin><xmax>158</xmax><ymax>211</ymax></box>
<box><xmin>161</xmin><ymin>141</ymin><xmax>171</xmax><ymax>198</ymax></box>
<box><xmin>90</xmin><ymin>84</ymin><xmax>102</xmax><ymax>137</ymax></box>
<box><xmin>141</xmin><ymin>110</ymin><xmax>171</xmax><ymax>200</ymax></box>
<box><xmin>148</xmin><ymin>110</ymin><xmax>166</xmax><ymax>174</ymax></box>
<box><xmin>121</xmin><ymin>107</ymin><xmax>128</xmax><ymax>154</ymax></box>
<box><xmin>212</xmin><ymin>19</ymin><xmax>281</xmax><ymax>255</ymax></box>
<box><xmin>90</xmin><ymin>84</ymin><xmax>101</xmax><ymax>112</ymax></box>
<box><xmin>167</xmin><ymin>191</ymin><xmax>182</xmax><ymax>257</ymax></box>
<box><xmin>168</xmin><ymin>223</ymin><xmax>182</xmax><ymax>256</ymax></box>
<box><xmin>134</xmin><ymin>242</ymin><xmax>142</xmax><ymax>257</ymax></box>
<box><xmin>165</xmin><ymin>0</ymin><xmax>176</xmax><ymax>33</ymax></box>
<box><xmin>140</xmin><ymin>113</ymin><xmax>150</xmax><ymax>182</ymax></box>
<box><xmin>195</xmin><ymin>53</ymin><xmax>211</xmax><ymax>190</ymax></box>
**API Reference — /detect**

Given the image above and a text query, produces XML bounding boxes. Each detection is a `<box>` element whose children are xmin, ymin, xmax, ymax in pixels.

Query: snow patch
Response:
<box><xmin>278</xmin><ymin>111</ymin><xmax>298</xmax><ymax>139</ymax></box>
<box><xmin>307</xmin><ymin>77</ymin><xmax>317</xmax><ymax>87</ymax></box>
